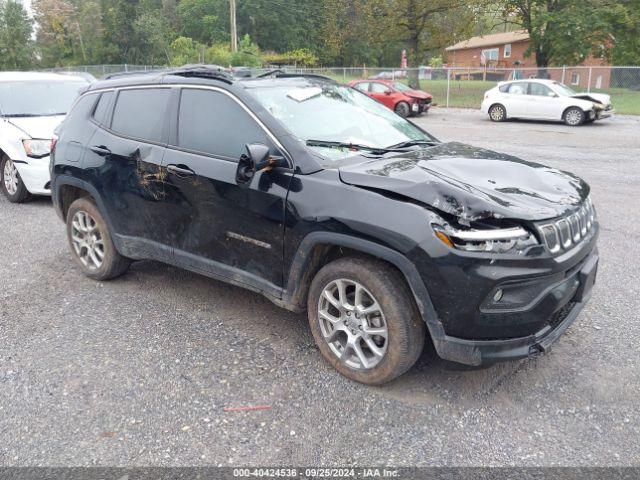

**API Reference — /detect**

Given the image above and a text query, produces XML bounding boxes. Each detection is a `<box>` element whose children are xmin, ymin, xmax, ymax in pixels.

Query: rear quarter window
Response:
<box><xmin>92</xmin><ymin>91</ymin><xmax>114</xmax><ymax>126</ymax></box>
<box><xmin>58</xmin><ymin>93</ymin><xmax>100</xmax><ymax>138</ymax></box>
<box><xmin>111</xmin><ymin>88</ymin><xmax>171</xmax><ymax>143</ymax></box>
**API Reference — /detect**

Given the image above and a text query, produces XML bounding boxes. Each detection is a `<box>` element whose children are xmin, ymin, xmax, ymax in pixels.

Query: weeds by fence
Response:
<box><xmin>43</xmin><ymin>64</ymin><xmax>640</xmax><ymax>115</ymax></box>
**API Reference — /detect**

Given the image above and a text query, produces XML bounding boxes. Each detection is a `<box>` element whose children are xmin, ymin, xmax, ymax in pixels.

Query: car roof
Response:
<box><xmin>502</xmin><ymin>78</ymin><xmax>556</xmax><ymax>85</ymax></box>
<box><xmin>0</xmin><ymin>71</ymin><xmax>89</xmax><ymax>83</ymax></box>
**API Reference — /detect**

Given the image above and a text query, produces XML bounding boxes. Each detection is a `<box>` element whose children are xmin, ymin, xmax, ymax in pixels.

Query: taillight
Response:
<box><xmin>51</xmin><ymin>137</ymin><xmax>58</xmax><ymax>153</ymax></box>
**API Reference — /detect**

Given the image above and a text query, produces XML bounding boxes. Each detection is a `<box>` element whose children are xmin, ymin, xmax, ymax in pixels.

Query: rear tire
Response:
<box><xmin>564</xmin><ymin>107</ymin><xmax>585</xmax><ymax>126</ymax></box>
<box><xmin>488</xmin><ymin>104</ymin><xmax>507</xmax><ymax>122</ymax></box>
<box><xmin>66</xmin><ymin>197</ymin><xmax>131</xmax><ymax>281</ymax></box>
<box><xmin>395</xmin><ymin>101</ymin><xmax>411</xmax><ymax>118</ymax></box>
<box><xmin>307</xmin><ymin>257</ymin><xmax>426</xmax><ymax>385</ymax></box>
<box><xmin>1</xmin><ymin>156</ymin><xmax>31</xmax><ymax>203</ymax></box>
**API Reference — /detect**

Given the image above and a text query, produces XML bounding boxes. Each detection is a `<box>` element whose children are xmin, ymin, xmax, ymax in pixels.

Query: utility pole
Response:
<box><xmin>230</xmin><ymin>0</ymin><xmax>238</xmax><ymax>53</ymax></box>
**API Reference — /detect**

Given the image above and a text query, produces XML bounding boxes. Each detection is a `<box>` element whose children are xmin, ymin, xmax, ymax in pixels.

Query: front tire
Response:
<box><xmin>488</xmin><ymin>104</ymin><xmax>507</xmax><ymax>122</ymax></box>
<box><xmin>1</xmin><ymin>156</ymin><xmax>31</xmax><ymax>203</ymax></box>
<box><xmin>307</xmin><ymin>257</ymin><xmax>426</xmax><ymax>385</ymax></box>
<box><xmin>564</xmin><ymin>107</ymin><xmax>585</xmax><ymax>126</ymax></box>
<box><xmin>395</xmin><ymin>101</ymin><xmax>411</xmax><ymax>118</ymax></box>
<box><xmin>66</xmin><ymin>197</ymin><xmax>131</xmax><ymax>280</ymax></box>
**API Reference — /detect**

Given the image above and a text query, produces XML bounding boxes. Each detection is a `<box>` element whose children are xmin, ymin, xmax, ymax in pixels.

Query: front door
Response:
<box><xmin>526</xmin><ymin>82</ymin><xmax>563</xmax><ymax>120</ymax></box>
<box><xmin>369</xmin><ymin>82</ymin><xmax>396</xmax><ymax>109</ymax></box>
<box><xmin>160</xmin><ymin>87</ymin><xmax>292</xmax><ymax>290</ymax></box>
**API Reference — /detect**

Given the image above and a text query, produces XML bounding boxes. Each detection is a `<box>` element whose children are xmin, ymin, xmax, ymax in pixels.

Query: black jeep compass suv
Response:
<box><xmin>50</xmin><ymin>66</ymin><xmax>599</xmax><ymax>384</ymax></box>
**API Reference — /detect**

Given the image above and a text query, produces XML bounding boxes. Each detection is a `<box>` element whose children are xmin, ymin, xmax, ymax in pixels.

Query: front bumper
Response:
<box><xmin>596</xmin><ymin>108</ymin><xmax>614</xmax><ymax>119</ymax></box>
<box><xmin>13</xmin><ymin>156</ymin><xmax>52</xmax><ymax>195</ymax></box>
<box><xmin>412</xmin><ymin>100</ymin><xmax>432</xmax><ymax>114</ymax></box>
<box><xmin>426</xmin><ymin>246</ymin><xmax>598</xmax><ymax>366</ymax></box>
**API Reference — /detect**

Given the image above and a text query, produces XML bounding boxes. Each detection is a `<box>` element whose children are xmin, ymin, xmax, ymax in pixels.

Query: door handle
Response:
<box><xmin>90</xmin><ymin>145</ymin><xmax>111</xmax><ymax>157</ymax></box>
<box><xmin>166</xmin><ymin>164</ymin><xmax>196</xmax><ymax>177</ymax></box>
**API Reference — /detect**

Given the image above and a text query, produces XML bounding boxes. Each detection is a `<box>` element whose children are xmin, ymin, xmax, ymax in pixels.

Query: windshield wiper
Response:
<box><xmin>306</xmin><ymin>139</ymin><xmax>407</xmax><ymax>155</ymax></box>
<box><xmin>386</xmin><ymin>139</ymin><xmax>438</xmax><ymax>149</ymax></box>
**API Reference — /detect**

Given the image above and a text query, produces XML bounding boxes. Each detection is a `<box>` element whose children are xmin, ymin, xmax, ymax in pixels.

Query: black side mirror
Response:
<box><xmin>236</xmin><ymin>143</ymin><xmax>287</xmax><ymax>185</ymax></box>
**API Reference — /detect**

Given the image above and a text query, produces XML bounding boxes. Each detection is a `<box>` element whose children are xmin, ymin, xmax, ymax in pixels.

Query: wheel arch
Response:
<box><xmin>52</xmin><ymin>175</ymin><xmax>109</xmax><ymax>224</ymax></box>
<box><xmin>489</xmin><ymin>103</ymin><xmax>507</xmax><ymax>119</ymax></box>
<box><xmin>282</xmin><ymin>232</ymin><xmax>438</xmax><ymax>326</ymax></box>
<box><xmin>562</xmin><ymin>104</ymin><xmax>586</xmax><ymax>118</ymax></box>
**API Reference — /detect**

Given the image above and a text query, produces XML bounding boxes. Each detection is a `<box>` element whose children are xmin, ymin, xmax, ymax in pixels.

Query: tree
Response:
<box><xmin>178</xmin><ymin>0</ymin><xmax>227</xmax><ymax>45</ymax></box>
<box><xmin>382</xmin><ymin>0</ymin><xmax>482</xmax><ymax>86</ymax></box>
<box><xmin>612</xmin><ymin>0</ymin><xmax>640</xmax><ymax>65</ymax></box>
<box><xmin>0</xmin><ymin>0</ymin><xmax>35</xmax><ymax>69</ymax></box>
<box><xmin>503</xmin><ymin>0</ymin><xmax>627</xmax><ymax>67</ymax></box>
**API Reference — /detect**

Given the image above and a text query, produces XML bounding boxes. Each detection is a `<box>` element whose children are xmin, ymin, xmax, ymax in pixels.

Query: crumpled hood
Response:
<box><xmin>339</xmin><ymin>142</ymin><xmax>589</xmax><ymax>222</ymax></box>
<box><xmin>405</xmin><ymin>90</ymin><xmax>432</xmax><ymax>100</ymax></box>
<box><xmin>4</xmin><ymin>115</ymin><xmax>64</xmax><ymax>139</ymax></box>
<box><xmin>571</xmin><ymin>92</ymin><xmax>611</xmax><ymax>106</ymax></box>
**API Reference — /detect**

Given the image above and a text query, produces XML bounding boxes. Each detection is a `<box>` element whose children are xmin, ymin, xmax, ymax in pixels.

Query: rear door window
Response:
<box><xmin>111</xmin><ymin>88</ymin><xmax>171</xmax><ymax>143</ymax></box>
<box><xmin>354</xmin><ymin>82</ymin><xmax>369</xmax><ymax>93</ymax></box>
<box><xmin>177</xmin><ymin>88</ymin><xmax>272</xmax><ymax>161</ymax></box>
<box><xmin>507</xmin><ymin>83</ymin><xmax>527</xmax><ymax>95</ymax></box>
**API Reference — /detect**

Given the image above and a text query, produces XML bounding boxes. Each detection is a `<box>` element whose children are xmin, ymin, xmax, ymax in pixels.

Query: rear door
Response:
<box><xmin>84</xmin><ymin>87</ymin><xmax>172</xmax><ymax>246</ymax></box>
<box><xmin>504</xmin><ymin>82</ymin><xmax>528</xmax><ymax>117</ymax></box>
<box><xmin>159</xmin><ymin>86</ymin><xmax>292</xmax><ymax>290</ymax></box>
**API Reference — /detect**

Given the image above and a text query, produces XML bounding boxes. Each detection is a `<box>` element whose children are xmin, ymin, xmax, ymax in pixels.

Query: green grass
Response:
<box><xmin>322</xmin><ymin>72</ymin><xmax>640</xmax><ymax>115</ymax></box>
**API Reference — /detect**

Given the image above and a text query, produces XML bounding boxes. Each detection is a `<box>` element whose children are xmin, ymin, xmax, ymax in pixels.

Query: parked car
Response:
<box><xmin>349</xmin><ymin>79</ymin><xmax>433</xmax><ymax>117</ymax></box>
<box><xmin>369</xmin><ymin>70</ymin><xmax>407</xmax><ymax>80</ymax></box>
<box><xmin>51</xmin><ymin>67</ymin><xmax>599</xmax><ymax>384</ymax></box>
<box><xmin>482</xmin><ymin>79</ymin><xmax>614</xmax><ymax>126</ymax></box>
<box><xmin>0</xmin><ymin>72</ymin><xmax>89</xmax><ymax>203</ymax></box>
<box><xmin>55</xmin><ymin>71</ymin><xmax>98</xmax><ymax>83</ymax></box>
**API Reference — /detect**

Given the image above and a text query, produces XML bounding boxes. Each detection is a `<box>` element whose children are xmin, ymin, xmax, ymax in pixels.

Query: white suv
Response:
<box><xmin>0</xmin><ymin>72</ymin><xmax>89</xmax><ymax>203</ymax></box>
<box><xmin>481</xmin><ymin>78</ymin><xmax>613</xmax><ymax>126</ymax></box>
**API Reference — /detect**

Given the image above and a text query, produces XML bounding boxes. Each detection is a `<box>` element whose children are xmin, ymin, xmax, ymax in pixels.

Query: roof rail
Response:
<box><xmin>256</xmin><ymin>69</ymin><xmax>335</xmax><ymax>82</ymax></box>
<box><xmin>169</xmin><ymin>64</ymin><xmax>233</xmax><ymax>84</ymax></box>
<box><xmin>104</xmin><ymin>68</ymin><xmax>169</xmax><ymax>80</ymax></box>
<box><xmin>104</xmin><ymin>65</ymin><xmax>234</xmax><ymax>84</ymax></box>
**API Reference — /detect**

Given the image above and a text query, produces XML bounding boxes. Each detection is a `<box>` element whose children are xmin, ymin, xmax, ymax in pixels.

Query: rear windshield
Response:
<box><xmin>0</xmin><ymin>80</ymin><xmax>87</xmax><ymax>117</ymax></box>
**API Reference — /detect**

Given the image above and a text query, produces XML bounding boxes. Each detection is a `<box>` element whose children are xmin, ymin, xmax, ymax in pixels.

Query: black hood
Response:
<box><xmin>338</xmin><ymin>142</ymin><xmax>589</xmax><ymax>222</ymax></box>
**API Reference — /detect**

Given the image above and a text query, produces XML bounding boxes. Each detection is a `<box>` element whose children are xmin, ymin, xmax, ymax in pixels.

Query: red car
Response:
<box><xmin>348</xmin><ymin>79</ymin><xmax>433</xmax><ymax>117</ymax></box>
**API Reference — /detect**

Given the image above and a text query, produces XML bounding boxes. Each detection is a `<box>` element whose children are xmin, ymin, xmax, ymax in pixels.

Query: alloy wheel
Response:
<box><xmin>70</xmin><ymin>211</ymin><xmax>105</xmax><ymax>270</ymax></box>
<box><xmin>3</xmin><ymin>159</ymin><xmax>19</xmax><ymax>195</ymax></box>
<box><xmin>395</xmin><ymin>102</ymin><xmax>410</xmax><ymax>118</ymax></box>
<box><xmin>317</xmin><ymin>279</ymin><xmax>388</xmax><ymax>370</ymax></box>
<box><xmin>490</xmin><ymin>105</ymin><xmax>505</xmax><ymax>121</ymax></box>
<box><xmin>565</xmin><ymin>109</ymin><xmax>583</xmax><ymax>126</ymax></box>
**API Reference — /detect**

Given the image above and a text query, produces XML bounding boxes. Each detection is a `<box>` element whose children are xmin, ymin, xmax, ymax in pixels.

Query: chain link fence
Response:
<box><xmin>42</xmin><ymin>64</ymin><xmax>640</xmax><ymax>115</ymax></box>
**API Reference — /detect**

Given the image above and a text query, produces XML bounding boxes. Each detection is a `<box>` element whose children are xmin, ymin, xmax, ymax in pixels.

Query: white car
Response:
<box><xmin>0</xmin><ymin>72</ymin><xmax>89</xmax><ymax>203</ymax></box>
<box><xmin>481</xmin><ymin>78</ymin><xmax>614</xmax><ymax>126</ymax></box>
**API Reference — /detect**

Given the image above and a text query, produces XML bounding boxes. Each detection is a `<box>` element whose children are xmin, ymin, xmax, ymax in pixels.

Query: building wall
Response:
<box><xmin>446</xmin><ymin>41</ymin><xmax>612</xmax><ymax>89</ymax></box>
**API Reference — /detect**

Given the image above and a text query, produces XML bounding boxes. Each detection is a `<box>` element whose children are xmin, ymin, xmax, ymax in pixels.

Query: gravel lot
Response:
<box><xmin>1</xmin><ymin>109</ymin><xmax>639</xmax><ymax>467</ymax></box>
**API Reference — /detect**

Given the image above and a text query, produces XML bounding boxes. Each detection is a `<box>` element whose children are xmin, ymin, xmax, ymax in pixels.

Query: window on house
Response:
<box><xmin>571</xmin><ymin>73</ymin><xmax>580</xmax><ymax>86</ymax></box>
<box><xmin>481</xmin><ymin>48</ymin><xmax>499</xmax><ymax>62</ymax></box>
<box><xmin>504</xmin><ymin>44</ymin><xmax>512</xmax><ymax>58</ymax></box>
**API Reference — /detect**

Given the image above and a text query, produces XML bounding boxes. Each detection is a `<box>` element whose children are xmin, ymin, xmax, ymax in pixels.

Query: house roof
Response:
<box><xmin>445</xmin><ymin>30</ymin><xmax>530</xmax><ymax>51</ymax></box>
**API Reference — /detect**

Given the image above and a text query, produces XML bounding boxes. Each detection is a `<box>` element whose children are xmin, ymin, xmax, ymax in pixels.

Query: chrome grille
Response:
<box><xmin>537</xmin><ymin>199</ymin><xmax>596</xmax><ymax>254</ymax></box>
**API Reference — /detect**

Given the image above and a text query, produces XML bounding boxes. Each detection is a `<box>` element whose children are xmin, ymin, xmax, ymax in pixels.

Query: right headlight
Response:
<box><xmin>432</xmin><ymin>223</ymin><xmax>539</xmax><ymax>254</ymax></box>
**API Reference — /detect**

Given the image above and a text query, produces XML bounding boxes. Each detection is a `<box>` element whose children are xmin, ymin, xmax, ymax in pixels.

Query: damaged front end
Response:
<box><xmin>572</xmin><ymin>93</ymin><xmax>614</xmax><ymax>120</ymax></box>
<box><xmin>338</xmin><ymin>142</ymin><xmax>599</xmax><ymax>362</ymax></box>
